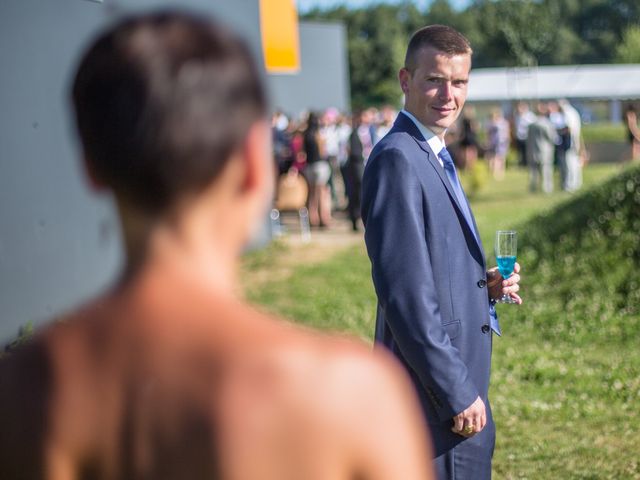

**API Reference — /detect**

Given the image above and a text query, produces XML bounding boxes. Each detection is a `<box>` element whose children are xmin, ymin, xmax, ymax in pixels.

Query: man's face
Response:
<box><xmin>399</xmin><ymin>46</ymin><xmax>471</xmax><ymax>139</ymax></box>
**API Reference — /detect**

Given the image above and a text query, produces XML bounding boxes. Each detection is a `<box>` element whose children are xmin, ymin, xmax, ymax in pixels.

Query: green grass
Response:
<box><xmin>243</xmin><ymin>162</ymin><xmax>640</xmax><ymax>479</ymax></box>
<box><xmin>582</xmin><ymin>122</ymin><xmax>627</xmax><ymax>143</ymax></box>
<box><xmin>247</xmin><ymin>244</ymin><xmax>376</xmax><ymax>340</ymax></box>
<box><xmin>467</xmin><ymin>164</ymin><xmax>627</xmax><ymax>251</ymax></box>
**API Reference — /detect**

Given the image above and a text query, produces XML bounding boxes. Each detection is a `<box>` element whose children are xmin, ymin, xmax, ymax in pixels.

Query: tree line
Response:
<box><xmin>302</xmin><ymin>0</ymin><xmax>640</xmax><ymax>109</ymax></box>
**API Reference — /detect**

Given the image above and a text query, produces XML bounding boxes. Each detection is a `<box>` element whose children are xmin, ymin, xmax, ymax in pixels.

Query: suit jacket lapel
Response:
<box><xmin>468</xmin><ymin>208</ymin><xmax>485</xmax><ymax>260</ymax></box>
<box><xmin>392</xmin><ymin>113</ymin><xmax>484</xmax><ymax>259</ymax></box>
<box><xmin>392</xmin><ymin>114</ymin><xmax>465</xmax><ymax>213</ymax></box>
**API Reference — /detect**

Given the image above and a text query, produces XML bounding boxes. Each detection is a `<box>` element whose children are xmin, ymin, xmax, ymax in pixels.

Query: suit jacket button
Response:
<box><xmin>481</xmin><ymin>324</ymin><xmax>490</xmax><ymax>334</ymax></box>
<box><xmin>477</xmin><ymin>279</ymin><xmax>487</xmax><ymax>288</ymax></box>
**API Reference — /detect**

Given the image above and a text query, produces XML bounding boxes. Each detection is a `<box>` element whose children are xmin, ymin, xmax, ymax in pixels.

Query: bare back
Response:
<box><xmin>0</xmin><ymin>266</ymin><xmax>432</xmax><ymax>480</ymax></box>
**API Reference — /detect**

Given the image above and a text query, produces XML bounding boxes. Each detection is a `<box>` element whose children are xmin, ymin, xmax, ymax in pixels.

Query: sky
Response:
<box><xmin>296</xmin><ymin>0</ymin><xmax>472</xmax><ymax>14</ymax></box>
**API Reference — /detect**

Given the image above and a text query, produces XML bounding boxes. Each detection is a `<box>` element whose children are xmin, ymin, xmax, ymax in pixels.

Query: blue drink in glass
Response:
<box><xmin>496</xmin><ymin>255</ymin><xmax>516</xmax><ymax>279</ymax></box>
<box><xmin>494</xmin><ymin>231</ymin><xmax>517</xmax><ymax>304</ymax></box>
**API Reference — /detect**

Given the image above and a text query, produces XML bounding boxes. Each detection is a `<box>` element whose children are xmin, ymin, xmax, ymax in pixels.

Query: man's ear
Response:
<box><xmin>399</xmin><ymin>68</ymin><xmax>410</xmax><ymax>95</ymax></box>
<box><xmin>241</xmin><ymin>119</ymin><xmax>273</xmax><ymax>196</ymax></box>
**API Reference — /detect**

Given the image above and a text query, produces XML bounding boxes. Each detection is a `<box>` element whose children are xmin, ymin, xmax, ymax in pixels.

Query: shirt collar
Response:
<box><xmin>401</xmin><ymin>109</ymin><xmax>446</xmax><ymax>157</ymax></box>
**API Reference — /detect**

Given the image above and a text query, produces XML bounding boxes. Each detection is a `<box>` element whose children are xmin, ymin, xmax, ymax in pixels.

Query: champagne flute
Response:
<box><xmin>495</xmin><ymin>230</ymin><xmax>517</xmax><ymax>304</ymax></box>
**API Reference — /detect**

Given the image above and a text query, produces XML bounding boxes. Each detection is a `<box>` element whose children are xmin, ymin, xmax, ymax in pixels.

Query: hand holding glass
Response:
<box><xmin>495</xmin><ymin>230</ymin><xmax>517</xmax><ymax>304</ymax></box>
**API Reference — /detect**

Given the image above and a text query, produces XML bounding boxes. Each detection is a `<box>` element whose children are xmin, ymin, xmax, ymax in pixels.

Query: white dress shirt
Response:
<box><xmin>401</xmin><ymin>109</ymin><xmax>445</xmax><ymax>167</ymax></box>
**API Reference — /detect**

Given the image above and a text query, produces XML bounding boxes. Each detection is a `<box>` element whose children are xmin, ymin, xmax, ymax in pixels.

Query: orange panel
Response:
<box><xmin>259</xmin><ymin>0</ymin><xmax>300</xmax><ymax>73</ymax></box>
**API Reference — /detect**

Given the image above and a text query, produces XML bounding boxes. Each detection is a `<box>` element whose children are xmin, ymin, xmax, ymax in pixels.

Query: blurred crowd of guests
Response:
<box><xmin>456</xmin><ymin>100</ymin><xmax>585</xmax><ymax>193</ymax></box>
<box><xmin>271</xmin><ymin>100</ymin><xmax>587</xmax><ymax>232</ymax></box>
<box><xmin>272</xmin><ymin>106</ymin><xmax>394</xmax><ymax>231</ymax></box>
<box><xmin>515</xmin><ymin>100</ymin><xmax>585</xmax><ymax>193</ymax></box>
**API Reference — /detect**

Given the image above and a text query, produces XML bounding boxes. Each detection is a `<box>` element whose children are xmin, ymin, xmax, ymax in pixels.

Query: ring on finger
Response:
<box><xmin>463</xmin><ymin>424</ymin><xmax>474</xmax><ymax>434</ymax></box>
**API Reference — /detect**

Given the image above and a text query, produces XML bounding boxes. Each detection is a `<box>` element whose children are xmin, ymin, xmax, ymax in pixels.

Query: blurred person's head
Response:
<box><xmin>399</xmin><ymin>25</ymin><xmax>472</xmax><ymax>140</ymax></box>
<box><xmin>516</xmin><ymin>101</ymin><xmax>530</xmax><ymax>114</ymax></box>
<box><xmin>71</xmin><ymin>10</ymin><xmax>271</xmax><ymax>264</ymax></box>
<box><xmin>536</xmin><ymin>102</ymin><xmax>550</xmax><ymax>116</ymax></box>
<box><xmin>381</xmin><ymin>105</ymin><xmax>396</xmax><ymax>125</ymax></box>
<box><xmin>286</xmin><ymin>118</ymin><xmax>301</xmax><ymax>133</ymax></box>
<box><xmin>273</xmin><ymin>109</ymin><xmax>289</xmax><ymax>131</ymax></box>
<box><xmin>351</xmin><ymin>110</ymin><xmax>363</xmax><ymax>128</ymax></box>
<box><xmin>356</xmin><ymin>110</ymin><xmax>367</xmax><ymax>126</ymax></box>
<box><xmin>490</xmin><ymin>108</ymin><xmax>504</xmax><ymax>121</ymax></box>
<box><xmin>323</xmin><ymin>107</ymin><xmax>339</xmax><ymax>126</ymax></box>
<box><xmin>366</xmin><ymin>107</ymin><xmax>379</xmax><ymax>125</ymax></box>
<box><xmin>463</xmin><ymin>105</ymin><xmax>476</xmax><ymax>120</ymax></box>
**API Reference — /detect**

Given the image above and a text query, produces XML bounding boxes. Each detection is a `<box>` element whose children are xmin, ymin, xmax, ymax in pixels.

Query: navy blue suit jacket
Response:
<box><xmin>362</xmin><ymin>112</ymin><xmax>495</xmax><ymax>457</ymax></box>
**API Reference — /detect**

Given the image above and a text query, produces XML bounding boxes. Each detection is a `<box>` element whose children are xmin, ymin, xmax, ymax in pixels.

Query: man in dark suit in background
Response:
<box><xmin>346</xmin><ymin>110</ymin><xmax>373</xmax><ymax>231</ymax></box>
<box><xmin>362</xmin><ymin>25</ymin><xmax>522</xmax><ymax>480</ymax></box>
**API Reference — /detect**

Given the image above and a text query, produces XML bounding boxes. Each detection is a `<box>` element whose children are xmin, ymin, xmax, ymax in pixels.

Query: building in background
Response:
<box><xmin>268</xmin><ymin>21</ymin><xmax>350</xmax><ymax>116</ymax></box>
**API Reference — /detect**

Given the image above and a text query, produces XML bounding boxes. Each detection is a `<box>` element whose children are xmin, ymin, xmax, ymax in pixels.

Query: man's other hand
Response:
<box><xmin>451</xmin><ymin>396</ymin><xmax>486</xmax><ymax>437</ymax></box>
<box><xmin>487</xmin><ymin>262</ymin><xmax>522</xmax><ymax>304</ymax></box>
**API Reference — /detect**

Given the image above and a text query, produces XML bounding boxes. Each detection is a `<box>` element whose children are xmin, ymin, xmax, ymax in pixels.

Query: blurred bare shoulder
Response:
<box><xmin>304</xmin><ymin>337</ymin><xmax>434</xmax><ymax>480</ymax></box>
<box><xmin>216</xmin><ymin>310</ymin><xmax>434</xmax><ymax>480</ymax></box>
<box><xmin>0</xmin><ymin>327</ymin><xmax>57</xmax><ymax>478</ymax></box>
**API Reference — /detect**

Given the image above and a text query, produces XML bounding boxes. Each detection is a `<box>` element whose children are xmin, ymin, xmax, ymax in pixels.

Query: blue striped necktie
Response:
<box><xmin>439</xmin><ymin>147</ymin><xmax>501</xmax><ymax>335</ymax></box>
<box><xmin>438</xmin><ymin>147</ymin><xmax>479</xmax><ymax>244</ymax></box>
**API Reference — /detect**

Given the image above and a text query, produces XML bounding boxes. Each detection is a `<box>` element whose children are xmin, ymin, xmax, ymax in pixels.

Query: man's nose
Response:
<box><xmin>439</xmin><ymin>82</ymin><xmax>453</xmax><ymax>100</ymax></box>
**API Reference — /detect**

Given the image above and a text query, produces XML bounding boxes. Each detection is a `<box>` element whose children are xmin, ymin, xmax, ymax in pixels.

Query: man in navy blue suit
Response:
<box><xmin>362</xmin><ymin>25</ymin><xmax>522</xmax><ymax>480</ymax></box>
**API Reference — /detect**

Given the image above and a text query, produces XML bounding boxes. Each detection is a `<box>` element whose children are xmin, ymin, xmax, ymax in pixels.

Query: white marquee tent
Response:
<box><xmin>468</xmin><ymin>64</ymin><xmax>640</xmax><ymax>102</ymax></box>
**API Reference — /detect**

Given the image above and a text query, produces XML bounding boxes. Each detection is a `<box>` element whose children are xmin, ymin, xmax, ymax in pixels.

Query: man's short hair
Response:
<box><xmin>404</xmin><ymin>25</ymin><xmax>472</xmax><ymax>73</ymax></box>
<box><xmin>72</xmin><ymin>10</ymin><xmax>267</xmax><ymax>213</ymax></box>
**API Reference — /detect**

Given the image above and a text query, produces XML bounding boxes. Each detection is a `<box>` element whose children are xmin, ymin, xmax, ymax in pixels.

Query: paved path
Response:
<box><xmin>275</xmin><ymin>209</ymin><xmax>364</xmax><ymax>250</ymax></box>
<box><xmin>242</xmin><ymin>209</ymin><xmax>365</xmax><ymax>292</ymax></box>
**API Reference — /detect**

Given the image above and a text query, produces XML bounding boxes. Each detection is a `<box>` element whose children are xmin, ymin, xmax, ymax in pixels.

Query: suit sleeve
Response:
<box><xmin>362</xmin><ymin>147</ymin><xmax>479</xmax><ymax>421</ymax></box>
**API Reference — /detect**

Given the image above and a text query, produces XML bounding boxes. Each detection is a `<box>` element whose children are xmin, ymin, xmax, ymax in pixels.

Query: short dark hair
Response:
<box><xmin>404</xmin><ymin>25</ymin><xmax>472</xmax><ymax>73</ymax></box>
<box><xmin>72</xmin><ymin>10</ymin><xmax>267</xmax><ymax>213</ymax></box>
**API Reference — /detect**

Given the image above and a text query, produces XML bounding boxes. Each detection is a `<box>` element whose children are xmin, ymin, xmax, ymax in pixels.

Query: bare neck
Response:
<box><xmin>116</xmin><ymin>199</ymin><xmax>240</xmax><ymax>297</ymax></box>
